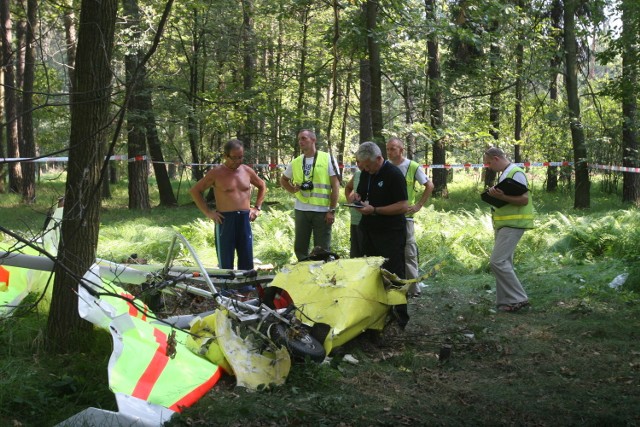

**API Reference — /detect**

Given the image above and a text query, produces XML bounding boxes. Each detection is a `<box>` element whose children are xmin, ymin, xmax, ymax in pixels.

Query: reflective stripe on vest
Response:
<box><xmin>292</xmin><ymin>151</ymin><xmax>332</xmax><ymax>206</ymax></box>
<box><xmin>492</xmin><ymin>166</ymin><xmax>535</xmax><ymax>229</ymax></box>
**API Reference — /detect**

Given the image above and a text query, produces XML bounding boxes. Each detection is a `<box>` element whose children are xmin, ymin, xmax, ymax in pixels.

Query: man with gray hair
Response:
<box><xmin>346</xmin><ymin>141</ymin><xmax>408</xmax><ymax>278</ymax></box>
<box><xmin>483</xmin><ymin>146</ymin><xmax>534</xmax><ymax>312</ymax></box>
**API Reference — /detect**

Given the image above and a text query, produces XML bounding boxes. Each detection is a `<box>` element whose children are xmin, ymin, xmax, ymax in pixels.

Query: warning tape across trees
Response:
<box><xmin>1</xmin><ymin>156</ymin><xmax>639</xmax><ymax>174</ymax></box>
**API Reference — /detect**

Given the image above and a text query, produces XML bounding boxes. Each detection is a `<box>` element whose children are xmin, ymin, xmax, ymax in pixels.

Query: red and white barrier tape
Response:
<box><xmin>2</xmin><ymin>157</ymin><xmax>639</xmax><ymax>174</ymax></box>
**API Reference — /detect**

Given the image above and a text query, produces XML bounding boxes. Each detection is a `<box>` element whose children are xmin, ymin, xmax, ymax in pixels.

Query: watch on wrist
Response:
<box><xmin>328</xmin><ymin>207</ymin><xmax>336</xmax><ymax>213</ymax></box>
<box><xmin>254</xmin><ymin>206</ymin><xmax>262</xmax><ymax>211</ymax></box>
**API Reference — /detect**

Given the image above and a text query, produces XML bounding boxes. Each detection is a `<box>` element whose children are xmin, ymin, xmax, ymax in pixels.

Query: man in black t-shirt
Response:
<box><xmin>348</xmin><ymin>141</ymin><xmax>408</xmax><ymax>278</ymax></box>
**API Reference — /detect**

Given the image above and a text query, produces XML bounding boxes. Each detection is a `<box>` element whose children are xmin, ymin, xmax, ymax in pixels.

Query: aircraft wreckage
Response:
<box><xmin>0</xmin><ymin>207</ymin><xmax>425</xmax><ymax>426</ymax></box>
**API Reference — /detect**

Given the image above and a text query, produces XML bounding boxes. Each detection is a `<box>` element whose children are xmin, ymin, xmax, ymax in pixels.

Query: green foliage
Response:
<box><xmin>547</xmin><ymin>209</ymin><xmax>640</xmax><ymax>261</ymax></box>
<box><xmin>0</xmin><ymin>320</ymin><xmax>116</xmax><ymax>425</ymax></box>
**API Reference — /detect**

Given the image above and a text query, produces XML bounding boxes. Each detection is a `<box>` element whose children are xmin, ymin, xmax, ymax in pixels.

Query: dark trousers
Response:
<box><xmin>360</xmin><ymin>224</ymin><xmax>406</xmax><ymax>279</ymax></box>
<box><xmin>294</xmin><ymin>210</ymin><xmax>332</xmax><ymax>261</ymax></box>
<box><xmin>349</xmin><ymin>224</ymin><xmax>364</xmax><ymax>258</ymax></box>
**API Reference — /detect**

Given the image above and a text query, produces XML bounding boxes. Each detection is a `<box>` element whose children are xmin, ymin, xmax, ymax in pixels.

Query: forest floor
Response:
<box><xmin>166</xmin><ymin>262</ymin><xmax>640</xmax><ymax>427</ymax></box>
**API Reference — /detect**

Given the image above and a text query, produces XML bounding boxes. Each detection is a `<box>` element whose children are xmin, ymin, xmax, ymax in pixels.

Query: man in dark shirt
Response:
<box><xmin>348</xmin><ymin>141</ymin><xmax>408</xmax><ymax>278</ymax></box>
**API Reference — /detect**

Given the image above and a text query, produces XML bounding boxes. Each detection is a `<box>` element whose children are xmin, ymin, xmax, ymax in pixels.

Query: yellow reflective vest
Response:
<box><xmin>492</xmin><ymin>166</ymin><xmax>534</xmax><ymax>230</ymax></box>
<box><xmin>404</xmin><ymin>160</ymin><xmax>420</xmax><ymax>218</ymax></box>
<box><xmin>292</xmin><ymin>151</ymin><xmax>332</xmax><ymax>207</ymax></box>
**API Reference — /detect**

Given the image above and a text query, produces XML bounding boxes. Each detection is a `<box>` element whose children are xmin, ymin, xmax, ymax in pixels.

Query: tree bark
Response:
<box><xmin>514</xmin><ymin>0</ymin><xmax>524</xmax><ymax>163</ymax></box>
<box><xmin>19</xmin><ymin>0</ymin><xmax>37</xmax><ymax>203</ymax></box>
<box><xmin>359</xmin><ymin>58</ymin><xmax>373</xmax><ymax>142</ymax></box>
<box><xmin>123</xmin><ymin>0</ymin><xmax>150</xmax><ymax>210</ymax></box>
<box><xmin>186</xmin><ymin>10</ymin><xmax>203</xmax><ymax>181</ymax></box>
<box><xmin>365</xmin><ymin>0</ymin><xmax>383</xmax><ymax>146</ymax></box>
<box><xmin>295</xmin><ymin>4</ymin><xmax>310</xmax><ymax>152</ymax></box>
<box><xmin>46</xmin><ymin>0</ymin><xmax>118</xmax><ymax>353</ymax></box>
<box><xmin>546</xmin><ymin>0</ymin><xmax>563</xmax><ymax>192</ymax></box>
<box><xmin>484</xmin><ymin>22</ymin><xmax>501</xmax><ymax>188</ymax></box>
<box><xmin>564</xmin><ymin>0</ymin><xmax>590</xmax><ymax>208</ymax></box>
<box><xmin>63</xmin><ymin>0</ymin><xmax>76</xmax><ymax>94</ymax></box>
<box><xmin>240</xmin><ymin>0</ymin><xmax>256</xmax><ymax>158</ymax></box>
<box><xmin>339</xmin><ymin>64</ymin><xmax>353</xmax><ymax>165</ymax></box>
<box><xmin>621</xmin><ymin>0</ymin><xmax>639</xmax><ymax>205</ymax></box>
<box><xmin>426</xmin><ymin>0</ymin><xmax>447</xmax><ymax>197</ymax></box>
<box><xmin>0</xmin><ymin>72</ymin><xmax>4</xmax><ymax>192</ymax></box>
<box><xmin>1</xmin><ymin>0</ymin><xmax>22</xmax><ymax>193</ymax></box>
<box><xmin>15</xmin><ymin>0</ymin><xmax>25</xmax><ymax>152</ymax></box>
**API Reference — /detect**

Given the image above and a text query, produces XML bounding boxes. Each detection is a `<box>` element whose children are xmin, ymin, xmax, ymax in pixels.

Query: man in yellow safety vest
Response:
<box><xmin>483</xmin><ymin>147</ymin><xmax>535</xmax><ymax>312</ymax></box>
<box><xmin>280</xmin><ymin>129</ymin><xmax>340</xmax><ymax>261</ymax></box>
<box><xmin>386</xmin><ymin>137</ymin><xmax>434</xmax><ymax>297</ymax></box>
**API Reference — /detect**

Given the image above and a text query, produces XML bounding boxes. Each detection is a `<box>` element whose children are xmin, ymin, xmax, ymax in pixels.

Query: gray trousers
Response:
<box><xmin>294</xmin><ymin>210</ymin><xmax>332</xmax><ymax>261</ymax></box>
<box><xmin>404</xmin><ymin>220</ymin><xmax>421</xmax><ymax>294</ymax></box>
<box><xmin>490</xmin><ymin>227</ymin><xmax>528</xmax><ymax>306</ymax></box>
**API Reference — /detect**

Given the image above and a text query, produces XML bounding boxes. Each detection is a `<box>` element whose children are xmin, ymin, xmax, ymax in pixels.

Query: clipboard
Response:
<box><xmin>343</xmin><ymin>203</ymin><xmax>364</xmax><ymax>208</ymax></box>
<box><xmin>481</xmin><ymin>177</ymin><xmax>528</xmax><ymax>208</ymax></box>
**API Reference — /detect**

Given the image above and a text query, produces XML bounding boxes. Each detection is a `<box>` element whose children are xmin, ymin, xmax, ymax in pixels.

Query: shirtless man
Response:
<box><xmin>190</xmin><ymin>139</ymin><xmax>266</xmax><ymax>270</ymax></box>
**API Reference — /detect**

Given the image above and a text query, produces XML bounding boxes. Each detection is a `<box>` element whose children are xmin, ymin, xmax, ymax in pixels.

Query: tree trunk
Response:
<box><xmin>484</xmin><ymin>23</ymin><xmax>501</xmax><ymax>188</ymax></box>
<box><xmin>1</xmin><ymin>0</ymin><xmax>22</xmax><ymax>193</ymax></box>
<box><xmin>426</xmin><ymin>0</ymin><xmax>447</xmax><ymax>197</ymax></box>
<box><xmin>327</xmin><ymin>0</ymin><xmax>340</xmax><ymax>159</ymax></box>
<box><xmin>102</xmin><ymin>164</ymin><xmax>112</xmax><ymax>199</ymax></box>
<box><xmin>402</xmin><ymin>82</ymin><xmax>415</xmax><ymax>156</ymax></box>
<box><xmin>20</xmin><ymin>0</ymin><xmax>37</xmax><ymax>203</ymax></box>
<box><xmin>365</xmin><ymin>0</ymin><xmax>383</xmax><ymax>146</ymax></box>
<box><xmin>15</xmin><ymin>0</ymin><xmax>25</xmax><ymax>153</ymax></box>
<box><xmin>0</xmin><ymin>72</ymin><xmax>4</xmax><ymax>193</ymax></box>
<box><xmin>359</xmin><ymin>58</ymin><xmax>373</xmax><ymax>142</ymax></box>
<box><xmin>63</xmin><ymin>0</ymin><xmax>76</xmax><ymax>94</ymax></box>
<box><xmin>240</xmin><ymin>0</ymin><xmax>255</xmax><ymax>158</ymax></box>
<box><xmin>145</xmin><ymin>98</ymin><xmax>177</xmax><ymax>207</ymax></box>
<box><xmin>564</xmin><ymin>0</ymin><xmax>590</xmax><ymax>208</ymax></box>
<box><xmin>339</xmin><ymin>61</ymin><xmax>353</xmax><ymax>164</ymax></box>
<box><xmin>123</xmin><ymin>0</ymin><xmax>150</xmax><ymax>210</ymax></box>
<box><xmin>621</xmin><ymin>0</ymin><xmax>639</xmax><ymax>205</ymax></box>
<box><xmin>514</xmin><ymin>0</ymin><xmax>524</xmax><ymax>164</ymax></box>
<box><xmin>295</xmin><ymin>5</ymin><xmax>310</xmax><ymax>150</ymax></box>
<box><xmin>181</xmin><ymin>10</ymin><xmax>204</xmax><ymax>181</ymax></box>
<box><xmin>546</xmin><ymin>0</ymin><xmax>563</xmax><ymax>192</ymax></box>
<box><xmin>46</xmin><ymin>0</ymin><xmax>118</xmax><ymax>353</ymax></box>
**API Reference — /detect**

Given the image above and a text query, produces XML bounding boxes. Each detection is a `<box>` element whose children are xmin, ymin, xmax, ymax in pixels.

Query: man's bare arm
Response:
<box><xmin>280</xmin><ymin>174</ymin><xmax>298</xmax><ymax>193</ymax></box>
<box><xmin>190</xmin><ymin>169</ymin><xmax>224</xmax><ymax>223</ymax></box>
<box><xmin>345</xmin><ymin>176</ymin><xmax>355</xmax><ymax>200</ymax></box>
<box><xmin>408</xmin><ymin>180</ymin><xmax>434</xmax><ymax>214</ymax></box>
<box><xmin>329</xmin><ymin>175</ymin><xmax>340</xmax><ymax>209</ymax></box>
<box><xmin>249</xmin><ymin>168</ymin><xmax>267</xmax><ymax>208</ymax></box>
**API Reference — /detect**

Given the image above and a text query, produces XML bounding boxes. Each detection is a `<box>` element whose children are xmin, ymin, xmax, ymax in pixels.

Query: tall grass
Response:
<box><xmin>1</xmin><ymin>171</ymin><xmax>637</xmax><ymax>274</ymax></box>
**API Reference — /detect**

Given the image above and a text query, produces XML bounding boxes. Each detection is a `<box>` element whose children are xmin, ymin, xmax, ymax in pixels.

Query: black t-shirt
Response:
<box><xmin>356</xmin><ymin>160</ymin><xmax>408</xmax><ymax>230</ymax></box>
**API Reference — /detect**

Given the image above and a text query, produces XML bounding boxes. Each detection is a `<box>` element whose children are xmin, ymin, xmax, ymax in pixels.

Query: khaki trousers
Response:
<box><xmin>490</xmin><ymin>227</ymin><xmax>528</xmax><ymax>306</ymax></box>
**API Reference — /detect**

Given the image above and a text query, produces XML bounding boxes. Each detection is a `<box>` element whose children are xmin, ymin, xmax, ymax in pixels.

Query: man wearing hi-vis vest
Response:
<box><xmin>280</xmin><ymin>129</ymin><xmax>340</xmax><ymax>261</ymax></box>
<box><xmin>483</xmin><ymin>147</ymin><xmax>535</xmax><ymax>312</ymax></box>
<box><xmin>387</xmin><ymin>137</ymin><xmax>434</xmax><ymax>297</ymax></box>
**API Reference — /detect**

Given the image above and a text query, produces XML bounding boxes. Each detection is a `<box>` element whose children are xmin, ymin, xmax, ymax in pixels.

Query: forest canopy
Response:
<box><xmin>0</xmin><ymin>0</ymin><xmax>638</xmax><ymax>205</ymax></box>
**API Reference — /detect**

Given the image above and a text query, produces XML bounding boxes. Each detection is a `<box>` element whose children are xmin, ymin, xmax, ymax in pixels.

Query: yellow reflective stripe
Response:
<box><xmin>307</xmin><ymin>192</ymin><xmax>330</xmax><ymax>199</ymax></box>
<box><xmin>493</xmin><ymin>214</ymin><xmax>534</xmax><ymax>221</ymax></box>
